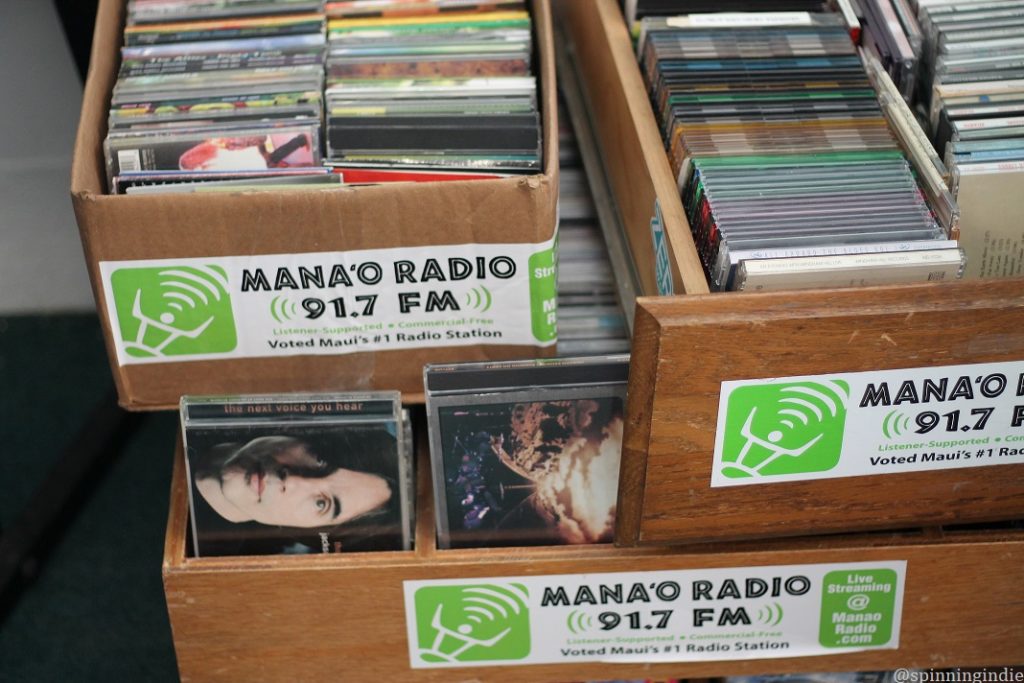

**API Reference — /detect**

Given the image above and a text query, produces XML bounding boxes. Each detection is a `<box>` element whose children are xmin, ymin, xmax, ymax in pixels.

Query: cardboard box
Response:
<box><xmin>70</xmin><ymin>0</ymin><xmax>559</xmax><ymax>410</ymax></box>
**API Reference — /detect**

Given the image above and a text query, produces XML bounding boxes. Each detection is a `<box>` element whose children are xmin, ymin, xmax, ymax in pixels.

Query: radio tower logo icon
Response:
<box><xmin>110</xmin><ymin>265</ymin><xmax>237</xmax><ymax>358</ymax></box>
<box><xmin>413</xmin><ymin>583</ymin><xmax>531</xmax><ymax>664</ymax></box>
<box><xmin>719</xmin><ymin>380</ymin><xmax>850</xmax><ymax>478</ymax></box>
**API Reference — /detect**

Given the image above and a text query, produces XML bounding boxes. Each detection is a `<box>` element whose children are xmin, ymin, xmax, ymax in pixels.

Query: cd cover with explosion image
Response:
<box><xmin>437</xmin><ymin>397</ymin><xmax>624</xmax><ymax>549</ymax></box>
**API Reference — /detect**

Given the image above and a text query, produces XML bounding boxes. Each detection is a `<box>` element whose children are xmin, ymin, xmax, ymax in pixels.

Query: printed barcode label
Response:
<box><xmin>117</xmin><ymin>150</ymin><xmax>141</xmax><ymax>173</ymax></box>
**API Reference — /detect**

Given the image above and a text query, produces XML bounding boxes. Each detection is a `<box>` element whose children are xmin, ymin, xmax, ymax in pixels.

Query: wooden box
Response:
<box><xmin>164</xmin><ymin>442</ymin><xmax>1024</xmax><ymax>682</ymax></box>
<box><xmin>557</xmin><ymin>0</ymin><xmax>1024</xmax><ymax>547</ymax></box>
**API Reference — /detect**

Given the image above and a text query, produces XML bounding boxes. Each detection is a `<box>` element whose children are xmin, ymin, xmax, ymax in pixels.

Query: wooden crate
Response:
<box><xmin>164</xmin><ymin>443</ymin><xmax>1024</xmax><ymax>682</ymax></box>
<box><xmin>619</xmin><ymin>281</ymin><xmax>1024</xmax><ymax>545</ymax></box>
<box><xmin>558</xmin><ymin>0</ymin><xmax>1024</xmax><ymax>547</ymax></box>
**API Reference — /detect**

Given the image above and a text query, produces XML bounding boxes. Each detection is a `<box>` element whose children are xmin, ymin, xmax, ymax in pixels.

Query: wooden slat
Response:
<box><xmin>618</xmin><ymin>304</ymin><xmax>661</xmax><ymax>545</ymax></box>
<box><xmin>162</xmin><ymin>432</ymin><xmax>188</xmax><ymax>571</ymax></box>
<box><xmin>558</xmin><ymin>0</ymin><xmax>708</xmax><ymax>296</ymax></box>
<box><xmin>164</xmin><ymin>432</ymin><xmax>1024</xmax><ymax>683</ymax></box>
<box><xmin>166</xmin><ymin>539</ymin><xmax>1024</xmax><ymax>682</ymax></box>
<box><xmin>619</xmin><ymin>279</ymin><xmax>1024</xmax><ymax>545</ymax></box>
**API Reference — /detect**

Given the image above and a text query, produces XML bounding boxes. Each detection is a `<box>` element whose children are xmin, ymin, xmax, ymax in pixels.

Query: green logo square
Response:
<box><xmin>819</xmin><ymin>569</ymin><xmax>898</xmax><ymax>647</ymax></box>
<box><xmin>528</xmin><ymin>247</ymin><xmax>557</xmax><ymax>343</ymax></box>
<box><xmin>413</xmin><ymin>583</ymin><xmax>531</xmax><ymax>664</ymax></box>
<box><xmin>720</xmin><ymin>380</ymin><xmax>849</xmax><ymax>478</ymax></box>
<box><xmin>110</xmin><ymin>265</ymin><xmax>237</xmax><ymax>358</ymax></box>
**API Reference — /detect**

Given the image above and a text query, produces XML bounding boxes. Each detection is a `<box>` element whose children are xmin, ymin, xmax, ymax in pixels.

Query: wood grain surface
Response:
<box><xmin>164</xmin><ymin>441</ymin><xmax>1024</xmax><ymax>682</ymax></box>
<box><xmin>619</xmin><ymin>280</ymin><xmax>1024</xmax><ymax>546</ymax></box>
<box><xmin>558</xmin><ymin>0</ymin><xmax>708</xmax><ymax>296</ymax></box>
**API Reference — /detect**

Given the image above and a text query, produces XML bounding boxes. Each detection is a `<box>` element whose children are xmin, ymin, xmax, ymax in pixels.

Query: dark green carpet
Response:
<box><xmin>0</xmin><ymin>316</ymin><xmax>112</xmax><ymax>523</ymax></box>
<box><xmin>0</xmin><ymin>315</ymin><xmax>179</xmax><ymax>681</ymax></box>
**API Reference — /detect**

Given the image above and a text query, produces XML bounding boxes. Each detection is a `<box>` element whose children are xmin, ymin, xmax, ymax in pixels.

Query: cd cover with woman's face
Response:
<box><xmin>182</xmin><ymin>394</ymin><xmax>412</xmax><ymax>558</ymax></box>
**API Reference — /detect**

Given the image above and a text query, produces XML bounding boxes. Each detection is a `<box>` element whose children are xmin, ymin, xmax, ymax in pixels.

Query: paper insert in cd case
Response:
<box><xmin>181</xmin><ymin>392</ymin><xmax>414</xmax><ymax>558</ymax></box>
<box><xmin>424</xmin><ymin>356</ymin><xmax>630</xmax><ymax>550</ymax></box>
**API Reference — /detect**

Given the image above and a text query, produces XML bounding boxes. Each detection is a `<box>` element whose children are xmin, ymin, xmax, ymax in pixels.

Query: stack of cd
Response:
<box><xmin>627</xmin><ymin>0</ymin><xmax>925</xmax><ymax>112</ymax></box>
<box><xmin>640</xmin><ymin>13</ymin><xmax>894</xmax><ymax>167</ymax></box>
<box><xmin>323</xmin><ymin>1</ymin><xmax>542</xmax><ymax>175</ymax></box>
<box><xmin>911</xmin><ymin>0</ymin><xmax>1024</xmax><ymax>278</ymax></box>
<box><xmin>857</xmin><ymin>0</ymin><xmax>920</xmax><ymax>101</ymax></box>
<box><xmin>638</xmin><ymin>10</ymin><xmax>963</xmax><ymax>291</ymax></box>
<box><xmin>555</xmin><ymin>98</ymin><xmax>630</xmax><ymax>357</ymax></box>
<box><xmin>688</xmin><ymin>153</ymin><xmax>959</xmax><ymax>291</ymax></box>
<box><xmin>558</xmin><ymin>104</ymin><xmax>581</xmax><ymax>166</ymax></box>
<box><xmin>918</xmin><ymin>0</ymin><xmax>1024</xmax><ymax>175</ymax></box>
<box><xmin>104</xmin><ymin>0</ymin><xmax>329</xmax><ymax>194</ymax></box>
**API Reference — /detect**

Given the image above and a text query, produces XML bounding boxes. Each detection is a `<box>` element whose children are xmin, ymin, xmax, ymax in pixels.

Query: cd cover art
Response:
<box><xmin>182</xmin><ymin>394</ymin><xmax>413</xmax><ymax>557</ymax></box>
<box><xmin>433</xmin><ymin>391</ymin><xmax>625</xmax><ymax>549</ymax></box>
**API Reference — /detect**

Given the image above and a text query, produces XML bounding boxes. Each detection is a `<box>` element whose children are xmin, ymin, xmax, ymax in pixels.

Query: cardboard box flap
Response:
<box><xmin>71</xmin><ymin>0</ymin><xmax>123</xmax><ymax>197</ymax></box>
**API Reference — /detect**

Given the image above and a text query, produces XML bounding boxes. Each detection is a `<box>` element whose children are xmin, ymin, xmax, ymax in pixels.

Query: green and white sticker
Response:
<box><xmin>403</xmin><ymin>561</ymin><xmax>905</xmax><ymax>668</ymax></box>
<box><xmin>98</xmin><ymin>237</ymin><xmax>557</xmax><ymax>366</ymax></box>
<box><xmin>712</xmin><ymin>360</ymin><xmax>1024</xmax><ymax>487</ymax></box>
